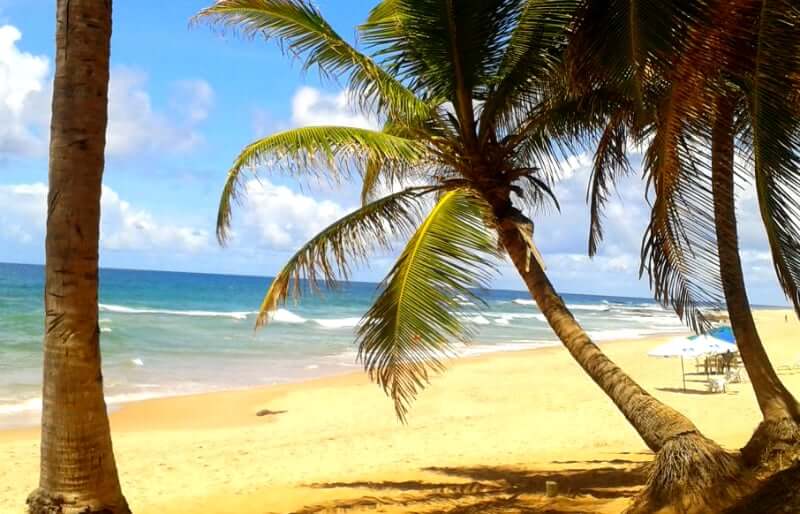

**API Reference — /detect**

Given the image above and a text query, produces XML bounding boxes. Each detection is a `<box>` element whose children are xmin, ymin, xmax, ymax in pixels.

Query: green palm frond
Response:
<box><xmin>478</xmin><ymin>0</ymin><xmax>579</xmax><ymax>142</ymax></box>
<box><xmin>255</xmin><ymin>187</ymin><xmax>429</xmax><ymax>328</ymax></box>
<box><xmin>641</xmin><ymin>105</ymin><xmax>722</xmax><ymax>332</ymax></box>
<box><xmin>360</xmin><ymin>0</ymin><xmax>522</xmax><ymax>139</ymax></box>
<box><xmin>194</xmin><ymin>0</ymin><xmax>431</xmax><ymax>124</ymax></box>
<box><xmin>356</xmin><ymin>190</ymin><xmax>498</xmax><ymax>421</ymax></box>
<box><xmin>587</xmin><ymin>112</ymin><xmax>633</xmax><ymax>256</ymax></box>
<box><xmin>216</xmin><ymin>126</ymin><xmax>427</xmax><ymax>242</ymax></box>
<box><xmin>749</xmin><ymin>1</ymin><xmax>800</xmax><ymax>314</ymax></box>
<box><xmin>360</xmin><ymin>120</ymin><xmax>423</xmax><ymax>205</ymax></box>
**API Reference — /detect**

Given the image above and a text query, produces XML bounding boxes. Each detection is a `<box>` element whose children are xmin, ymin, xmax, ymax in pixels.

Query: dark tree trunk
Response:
<box><xmin>494</xmin><ymin>213</ymin><xmax>747</xmax><ymax>513</ymax></box>
<box><xmin>711</xmin><ymin>100</ymin><xmax>800</xmax><ymax>468</ymax></box>
<box><xmin>496</xmin><ymin>216</ymin><xmax>698</xmax><ymax>451</ymax></box>
<box><xmin>27</xmin><ymin>1</ymin><xmax>129</xmax><ymax>513</ymax></box>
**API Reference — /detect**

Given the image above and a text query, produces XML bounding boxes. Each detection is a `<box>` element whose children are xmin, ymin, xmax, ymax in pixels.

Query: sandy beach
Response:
<box><xmin>1</xmin><ymin>309</ymin><xmax>798</xmax><ymax>514</ymax></box>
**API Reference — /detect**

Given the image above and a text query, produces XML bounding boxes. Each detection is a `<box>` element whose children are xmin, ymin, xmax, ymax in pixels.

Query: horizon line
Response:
<box><xmin>2</xmin><ymin>261</ymin><xmax>789</xmax><ymax>308</ymax></box>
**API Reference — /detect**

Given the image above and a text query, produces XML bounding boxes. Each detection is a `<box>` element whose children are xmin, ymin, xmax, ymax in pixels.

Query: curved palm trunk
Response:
<box><xmin>27</xmin><ymin>1</ymin><xmax>129</xmax><ymax>513</ymax></box>
<box><xmin>495</xmin><ymin>214</ymin><xmax>747</xmax><ymax>512</ymax></box>
<box><xmin>495</xmin><ymin>216</ymin><xmax>697</xmax><ymax>451</ymax></box>
<box><xmin>711</xmin><ymin>102</ymin><xmax>800</xmax><ymax>466</ymax></box>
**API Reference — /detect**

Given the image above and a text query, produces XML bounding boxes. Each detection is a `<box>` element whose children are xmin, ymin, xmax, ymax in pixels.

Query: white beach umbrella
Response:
<box><xmin>648</xmin><ymin>337</ymin><xmax>701</xmax><ymax>391</ymax></box>
<box><xmin>647</xmin><ymin>335</ymin><xmax>724</xmax><ymax>391</ymax></box>
<box><xmin>648</xmin><ymin>331</ymin><xmax>737</xmax><ymax>391</ymax></box>
<box><xmin>648</xmin><ymin>337</ymin><xmax>710</xmax><ymax>358</ymax></box>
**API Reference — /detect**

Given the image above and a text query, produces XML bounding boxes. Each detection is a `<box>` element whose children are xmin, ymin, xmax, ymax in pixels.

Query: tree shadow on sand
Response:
<box><xmin>288</xmin><ymin>460</ymin><xmax>648</xmax><ymax>513</ymax></box>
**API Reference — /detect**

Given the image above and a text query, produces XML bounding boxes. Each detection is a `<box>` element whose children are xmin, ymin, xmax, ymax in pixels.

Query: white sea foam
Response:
<box><xmin>270</xmin><ymin>308</ymin><xmax>307</xmax><ymax>324</ymax></box>
<box><xmin>313</xmin><ymin>317</ymin><xmax>361</xmax><ymax>329</ymax></box>
<box><xmin>100</xmin><ymin>327</ymin><xmax>112</xmax><ymax>333</ymax></box>
<box><xmin>0</xmin><ymin>388</ymin><xmax>209</xmax><ymax>418</ymax></box>
<box><xmin>99</xmin><ymin>303</ymin><xmax>252</xmax><ymax>320</ymax></box>
<box><xmin>512</xmin><ymin>298</ymin><xmax>537</xmax><ymax>306</ymax></box>
<box><xmin>453</xmin><ymin>295</ymin><xmax>476</xmax><ymax>306</ymax></box>
<box><xmin>565</xmin><ymin>303</ymin><xmax>611</xmax><ymax>312</ymax></box>
<box><xmin>131</xmin><ymin>358</ymin><xmax>144</xmax><ymax>367</ymax></box>
<box><xmin>487</xmin><ymin>312</ymin><xmax>540</xmax><ymax>326</ymax></box>
<box><xmin>461</xmin><ymin>314</ymin><xmax>491</xmax><ymax>325</ymax></box>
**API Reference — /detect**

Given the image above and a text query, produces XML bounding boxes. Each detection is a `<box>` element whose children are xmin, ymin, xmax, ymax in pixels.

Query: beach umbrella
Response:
<box><xmin>649</xmin><ymin>337</ymin><xmax>705</xmax><ymax>391</ymax></box>
<box><xmin>707</xmin><ymin>326</ymin><xmax>736</xmax><ymax>344</ymax></box>
<box><xmin>648</xmin><ymin>329</ymin><xmax>737</xmax><ymax>391</ymax></box>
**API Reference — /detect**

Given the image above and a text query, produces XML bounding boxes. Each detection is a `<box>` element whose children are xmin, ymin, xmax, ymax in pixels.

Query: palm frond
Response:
<box><xmin>216</xmin><ymin>126</ymin><xmax>427</xmax><ymax>242</ymax></box>
<box><xmin>194</xmin><ymin>0</ymin><xmax>431</xmax><ymax>124</ymax></box>
<box><xmin>357</xmin><ymin>190</ymin><xmax>498</xmax><ymax>420</ymax></box>
<box><xmin>587</xmin><ymin>112</ymin><xmax>633</xmax><ymax>256</ymax></box>
<box><xmin>360</xmin><ymin>0</ymin><xmax>521</xmax><ymax>137</ymax></box>
<box><xmin>641</xmin><ymin>91</ymin><xmax>723</xmax><ymax>332</ymax></box>
<box><xmin>749</xmin><ymin>0</ymin><xmax>800</xmax><ymax>314</ymax></box>
<box><xmin>255</xmin><ymin>187</ymin><xmax>428</xmax><ymax>328</ymax></box>
<box><xmin>360</xmin><ymin>120</ymin><xmax>422</xmax><ymax>205</ymax></box>
<box><xmin>478</xmin><ymin>0</ymin><xmax>579</xmax><ymax>142</ymax></box>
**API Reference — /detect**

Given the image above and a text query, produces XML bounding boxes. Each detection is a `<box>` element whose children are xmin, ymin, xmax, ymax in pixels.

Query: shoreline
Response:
<box><xmin>0</xmin><ymin>327</ymin><xmax>689</xmax><ymax>434</ymax></box>
<box><xmin>2</xmin><ymin>309</ymin><xmax>797</xmax><ymax>514</ymax></box>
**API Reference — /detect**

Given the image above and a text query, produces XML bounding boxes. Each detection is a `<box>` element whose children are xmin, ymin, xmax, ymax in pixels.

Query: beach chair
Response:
<box><xmin>707</xmin><ymin>376</ymin><xmax>728</xmax><ymax>393</ymax></box>
<box><xmin>725</xmin><ymin>366</ymin><xmax>746</xmax><ymax>384</ymax></box>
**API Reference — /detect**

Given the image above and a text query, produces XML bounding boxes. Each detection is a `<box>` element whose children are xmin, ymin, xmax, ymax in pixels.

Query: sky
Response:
<box><xmin>0</xmin><ymin>0</ymin><xmax>789</xmax><ymax>305</ymax></box>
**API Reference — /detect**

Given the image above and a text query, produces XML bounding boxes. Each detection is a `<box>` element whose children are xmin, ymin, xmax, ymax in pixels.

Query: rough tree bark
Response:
<box><xmin>494</xmin><ymin>209</ymin><xmax>747</xmax><ymax>513</ymax></box>
<box><xmin>27</xmin><ymin>1</ymin><xmax>129</xmax><ymax>513</ymax></box>
<box><xmin>710</xmin><ymin>100</ymin><xmax>800</xmax><ymax>469</ymax></box>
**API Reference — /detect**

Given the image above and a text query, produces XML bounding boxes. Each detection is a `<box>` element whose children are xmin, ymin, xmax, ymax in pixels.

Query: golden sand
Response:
<box><xmin>2</xmin><ymin>310</ymin><xmax>798</xmax><ymax>513</ymax></box>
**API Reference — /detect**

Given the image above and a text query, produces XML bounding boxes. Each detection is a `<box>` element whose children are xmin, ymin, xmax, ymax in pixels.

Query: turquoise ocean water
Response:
<box><xmin>0</xmin><ymin>262</ymin><xmax>688</xmax><ymax>428</ymax></box>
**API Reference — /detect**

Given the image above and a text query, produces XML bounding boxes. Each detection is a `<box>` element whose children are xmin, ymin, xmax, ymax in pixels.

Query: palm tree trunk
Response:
<box><xmin>27</xmin><ymin>1</ymin><xmax>129</xmax><ymax>513</ymax></box>
<box><xmin>494</xmin><ymin>213</ymin><xmax>746</xmax><ymax>512</ymax></box>
<box><xmin>495</xmin><ymin>215</ymin><xmax>697</xmax><ymax>451</ymax></box>
<box><xmin>710</xmin><ymin>101</ymin><xmax>800</xmax><ymax>467</ymax></box>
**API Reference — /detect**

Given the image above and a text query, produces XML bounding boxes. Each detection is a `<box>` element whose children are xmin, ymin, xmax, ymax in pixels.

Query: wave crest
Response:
<box><xmin>99</xmin><ymin>303</ymin><xmax>252</xmax><ymax>320</ymax></box>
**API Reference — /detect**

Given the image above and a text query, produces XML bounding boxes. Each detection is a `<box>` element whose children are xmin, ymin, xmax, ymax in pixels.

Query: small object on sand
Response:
<box><xmin>255</xmin><ymin>408</ymin><xmax>287</xmax><ymax>417</ymax></box>
<box><xmin>545</xmin><ymin>480</ymin><xmax>559</xmax><ymax>497</ymax></box>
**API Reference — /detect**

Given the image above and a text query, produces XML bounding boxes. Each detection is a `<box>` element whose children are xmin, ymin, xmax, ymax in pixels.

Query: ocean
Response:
<box><xmin>0</xmin><ymin>262</ymin><xmax>688</xmax><ymax>428</ymax></box>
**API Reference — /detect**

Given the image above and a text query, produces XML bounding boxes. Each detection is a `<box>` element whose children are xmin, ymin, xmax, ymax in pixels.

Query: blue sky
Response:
<box><xmin>0</xmin><ymin>0</ymin><xmax>789</xmax><ymax>305</ymax></box>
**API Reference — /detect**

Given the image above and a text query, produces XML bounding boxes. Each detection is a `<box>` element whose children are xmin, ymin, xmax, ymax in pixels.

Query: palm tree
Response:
<box><xmin>571</xmin><ymin>0</ymin><xmax>800</xmax><ymax>471</ymax></box>
<box><xmin>27</xmin><ymin>1</ymin><xmax>129</xmax><ymax>513</ymax></box>
<box><xmin>198</xmin><ymin>1</ymin><xmax>746</xmax><ymax>510</ymax></box>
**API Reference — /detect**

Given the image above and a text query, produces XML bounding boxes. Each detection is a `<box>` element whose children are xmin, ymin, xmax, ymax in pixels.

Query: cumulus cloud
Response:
<box><xmin>233</xmin><ymin>178</ymin><xmax>351</xmax><ymax>249</ymax></box>
<box><xmin>511</xmin><ymin>151</ymin><xmax>788</xmax><ymax>304</ymax></box>
<box><xmin>107</xmin><ymin>68</ymin><xmax>213</xmax><ymax>156</ymax></box>
<box><xmin>253</xmin><ymin>86</ymin><xmax>379</xmax><ymax>135</ymax></box>
<box><xmin>290</xmin><ymin>86</ymin><xmax>377</xmax><ymax>129</ymax></box>
<box><xmin>99</xmin><ymin>187</ymin><xmax>209</xmax><ymax>252</ymax></box>
<box><xmin>0</xmin><ymin>25</ymin><xmax>214</xmax><ymax>159</ymax></box>
<box><xmin>0</xmin><ymin>182</ymin><xmax>209</xmax><ymax>253</ymax></box>
<box><xmin>0</xmin><ymin>25</ymin><xmax>50</xmax><ymax>156</ymax></box>
<box><xmin>0</xmin><ymin>182</ymin><xmax>47</xmax><ymax>242</ymax></box>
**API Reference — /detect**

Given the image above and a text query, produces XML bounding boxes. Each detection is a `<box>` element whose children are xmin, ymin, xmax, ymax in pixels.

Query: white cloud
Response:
<box><xmin>233</xmin><ymin>178</ymin><xmax>351</xmax><ymax>249</ymax></box>
<box><xmin>290</xmin><ymin>86</ymin><xmax>377</xmax><ymax>130</ymax></box>
<box><xmin>0</xmin><ymin>182</ymin><xmax>47</xmax><ymax>242</ymax></box>
<box><xmin>170</xmin><ymin>79</ymin><xmax>214</xmax><ymax>123</ymax></box>
<box><xmin>0</xmin><ymin>182</ymin><xmax>209</xmax><ymax>253</ymax></box>
<box><xmin>106</xmin><ymin>68</ymin><xmax>213</xmax><ymax>157</ymax></box>
<box><xmin>505</xmin><ymin>151</ymin><xmax>789</xmax><ymax>304</ymax></box>
<box><xmin>99</xmin><ymin>186</ymin><xmax>209</xmax><ymax>252</ymax></box>
<box><xmin>0</xmin><ymin>25</ymin><xmax>214</xmax><ymax>159</ymax></box>
<box><xmin>0</xmin><ymin>25</ymin><xmax>49</xmax><ymax>156</ymax></box>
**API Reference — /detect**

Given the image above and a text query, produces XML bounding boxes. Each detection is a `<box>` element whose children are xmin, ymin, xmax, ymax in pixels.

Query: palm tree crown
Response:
<box><xmin>197</xmin><ymin>0</ymin><xmax>581</xmax><ymax>419</ymax></box>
